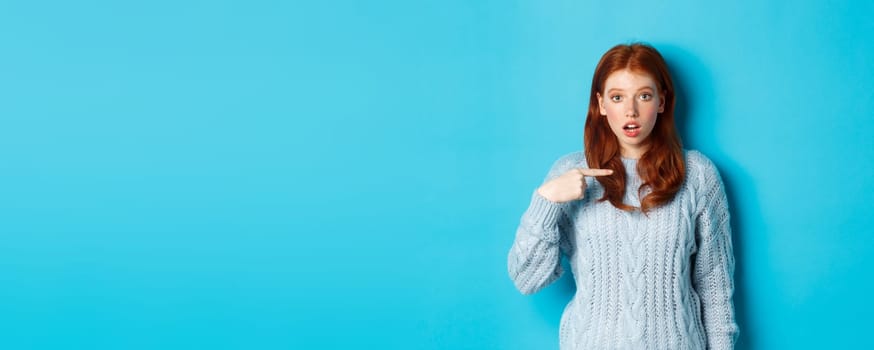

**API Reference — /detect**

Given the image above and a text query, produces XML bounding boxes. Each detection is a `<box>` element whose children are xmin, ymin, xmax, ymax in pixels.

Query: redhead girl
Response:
<box><xmin>508</xmin><ymin>43</ymin><xmax>738</xmax><ymax>349</ymax></box>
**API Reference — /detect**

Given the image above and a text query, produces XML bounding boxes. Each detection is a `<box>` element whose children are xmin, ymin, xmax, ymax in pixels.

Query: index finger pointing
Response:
<box><xmin>577</xmin><ymin>168</ymin><xmax>614</xmax><ymax>177</ymax></box>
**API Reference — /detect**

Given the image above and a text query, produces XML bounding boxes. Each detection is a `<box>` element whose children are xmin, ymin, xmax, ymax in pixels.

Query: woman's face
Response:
<box><xmin>596</xmin><ymin>69</ymin><xmax>665</xmax><ymax>159</ymax></box>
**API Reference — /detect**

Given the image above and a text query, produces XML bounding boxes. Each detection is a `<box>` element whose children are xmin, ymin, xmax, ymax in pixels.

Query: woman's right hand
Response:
<box><xmin>536</xmin><ymin>168</ymin><xmax>613</xmax><ymax>203</ymax></box>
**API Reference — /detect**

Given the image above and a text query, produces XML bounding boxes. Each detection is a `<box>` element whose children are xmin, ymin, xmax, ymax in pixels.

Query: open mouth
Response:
<box><xmin>623</xmin><ymin>123</ymin><xmax>641</xmax><ymax>131</ymax></box>
<box><xmin>622</xmin><ymin>122</ymin><xmax>641</xmax><ymax>137</ymax></box>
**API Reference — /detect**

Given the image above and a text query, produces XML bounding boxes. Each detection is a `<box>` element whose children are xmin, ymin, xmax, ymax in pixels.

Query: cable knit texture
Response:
<box><xmin>508</xmin><ymin>150</ymin><xmax>738</xmax><ymax>350</ymax></box>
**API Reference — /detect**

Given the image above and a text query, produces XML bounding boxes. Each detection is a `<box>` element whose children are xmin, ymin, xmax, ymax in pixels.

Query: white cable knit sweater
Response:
<box><xmin>508</xmin><ymin>150</ymin><xmax>738</xmax><ymax>349</ymax></box>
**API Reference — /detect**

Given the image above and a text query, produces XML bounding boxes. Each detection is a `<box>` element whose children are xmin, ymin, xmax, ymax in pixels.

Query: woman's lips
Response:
<box><xmin>623</xmin><ymin>123</ymin><xmax>641</xmax><ymax>137</ymax></box>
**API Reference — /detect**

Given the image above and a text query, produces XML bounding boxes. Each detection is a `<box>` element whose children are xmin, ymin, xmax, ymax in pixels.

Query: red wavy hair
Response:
<box><xmin>584</xmin><ymin>43</ymin><xmax>685</xmax><ymax>213</ymax></box>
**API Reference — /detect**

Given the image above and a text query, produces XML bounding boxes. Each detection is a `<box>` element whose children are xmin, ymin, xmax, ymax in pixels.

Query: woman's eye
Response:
<box><xmin>640</xmin><ymin>93</ymin><xmax>652</xmax><ymax>101</ymax></box>
<box><xmin>610</xmin><ymin>95</ymin><xmax>622</xmax><ymax>102</ymax></box>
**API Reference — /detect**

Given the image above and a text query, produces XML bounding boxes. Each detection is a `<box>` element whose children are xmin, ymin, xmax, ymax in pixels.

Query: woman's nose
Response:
<box><xmin>625</xmin><ymin>102</ymin><xmax>639</xmax><ymax>118</ymax></box>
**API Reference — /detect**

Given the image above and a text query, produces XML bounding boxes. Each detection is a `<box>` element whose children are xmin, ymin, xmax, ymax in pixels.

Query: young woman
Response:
<box><xmin>507</xmin><ymin>43</ymin><xmax>738</xmax><ymax>349</ymax></box>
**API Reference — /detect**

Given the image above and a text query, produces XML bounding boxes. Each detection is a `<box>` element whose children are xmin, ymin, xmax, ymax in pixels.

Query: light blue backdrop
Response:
<box><xmin>1</xmin><ymin>1</ymin><xmax>872</xmax><ymax>349</ymax></box>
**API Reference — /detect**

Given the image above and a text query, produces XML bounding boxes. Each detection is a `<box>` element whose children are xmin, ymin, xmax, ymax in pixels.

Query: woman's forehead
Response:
<box><xmin>603</xmin><ymin>69</ymin><xmax>658</xmax><ymax>90</ymax></box>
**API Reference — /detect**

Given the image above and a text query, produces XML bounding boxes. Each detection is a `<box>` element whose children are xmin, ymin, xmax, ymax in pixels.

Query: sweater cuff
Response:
<box><xmin>521</xmin><ymin>190</ymin><xmax>565</xmax><ymax>244</ymax></box>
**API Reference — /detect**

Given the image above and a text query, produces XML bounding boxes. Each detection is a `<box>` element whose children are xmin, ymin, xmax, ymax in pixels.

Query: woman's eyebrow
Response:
<box><xmin>606</xmin><ymin>86</ymin><xmax>655</xmax><ymax>93</ymax></box>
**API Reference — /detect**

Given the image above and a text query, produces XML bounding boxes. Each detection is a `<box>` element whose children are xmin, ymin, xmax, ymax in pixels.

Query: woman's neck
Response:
<box><xmin>620</xmin><ymin>144</ymin><xmax>650</xmax><ymax>159</ymax></box>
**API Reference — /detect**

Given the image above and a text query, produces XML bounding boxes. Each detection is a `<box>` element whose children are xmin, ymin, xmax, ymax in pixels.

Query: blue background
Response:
<box><xmin>1</xmin><ymin>1</ymin><xmax>872</xmax><ymax>349</ymax></box>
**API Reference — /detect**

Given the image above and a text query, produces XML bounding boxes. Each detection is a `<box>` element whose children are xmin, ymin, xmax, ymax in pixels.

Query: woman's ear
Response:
<box><xmin>658</xmin><ymin>92</ymin><xmax>665</xmax><ymax>113</ymax></box>
<box><xmin>596</xmin><ymin>93</ymin><xmax>606</xmax><ymax>116</ymax></box>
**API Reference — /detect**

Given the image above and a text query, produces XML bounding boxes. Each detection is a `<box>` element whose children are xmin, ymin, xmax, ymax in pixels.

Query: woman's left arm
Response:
<box><xmin>692</xmin><ymin>159</ymin><xmax>739</xmax><ymax>350</ymax></box>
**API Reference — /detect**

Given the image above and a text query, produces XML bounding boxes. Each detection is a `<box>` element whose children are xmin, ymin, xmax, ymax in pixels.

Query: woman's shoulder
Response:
<box><xmin>554</xmin><ymin>150</ymin><xmax>587</xmax><ymax>166</ymax></box>
<box><xmin>684</xmin><ymin>149</ymin><xmax>713</xmax><ymax>168</ymax></box>
<box><xmin>683</xmin><ymin>149</ymin><xmax>724</xmax><ymax>191</ymax></box>
<box><xmin>544</xmin><ymin>150</ymin><xmax>587</xmax><ymax>180</ymax></box>
<box><xmin>684</xmin><ymin>149</ymin><xmax>719</xmax><ymax>171</ymax></box>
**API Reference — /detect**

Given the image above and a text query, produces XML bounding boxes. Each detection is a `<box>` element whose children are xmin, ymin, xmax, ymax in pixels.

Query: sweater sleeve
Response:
<box><xmin>507</xmin><ymin>156</ymin><xmax>576</xmax><ymax>295</ymax></box>
<box><xmin>691</xmin><ymin>158</ymin><xmax>739</xmax><ymax>349</ymax></box>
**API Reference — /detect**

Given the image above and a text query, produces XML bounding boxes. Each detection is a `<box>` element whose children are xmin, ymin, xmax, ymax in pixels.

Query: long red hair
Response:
<box><xmin>584</xmin><ymin>43</ymin><xmax>685</xmax><ymax>213</ymax></box>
